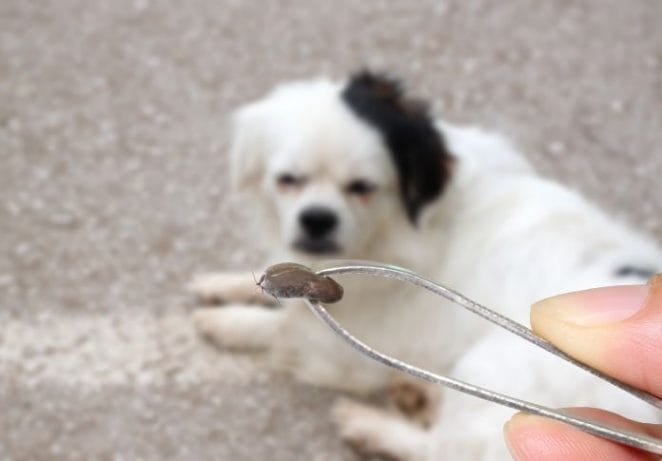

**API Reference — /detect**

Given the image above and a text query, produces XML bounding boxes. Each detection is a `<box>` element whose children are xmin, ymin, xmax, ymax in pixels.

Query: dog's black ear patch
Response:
<box><xmin>341</xmin><ymin>71</ymin><xmax>454</xmax><ymax>224</ymax></box>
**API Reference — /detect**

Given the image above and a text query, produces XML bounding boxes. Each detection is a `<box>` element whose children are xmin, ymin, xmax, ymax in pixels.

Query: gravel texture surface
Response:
<box><xmin>1</xmin><ymin>0</ymin><xmax>661</xmax><ymax>459</ymax></box>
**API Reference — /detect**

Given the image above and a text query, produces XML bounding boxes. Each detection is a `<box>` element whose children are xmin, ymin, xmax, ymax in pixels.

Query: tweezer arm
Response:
<box><xmin>317</xmin><ymin>262</ymin><xmax>662</xmax><ymax>409</ymax></box>
<box><xmin>310</xmin><ymin>262</ymin><xmax>662</xmax><ymax>455</ymax></box>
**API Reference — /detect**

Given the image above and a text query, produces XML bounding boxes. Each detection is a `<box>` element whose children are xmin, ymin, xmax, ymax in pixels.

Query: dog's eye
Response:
<box><xmin>277</xmin><ymin>173</ymin><xmax>306</xmax><ymax>187</ymax></box>
<box><xmin>345</xmin><ymin>180</ymin><xmax>376</xmax><ymax>196</ymax></box>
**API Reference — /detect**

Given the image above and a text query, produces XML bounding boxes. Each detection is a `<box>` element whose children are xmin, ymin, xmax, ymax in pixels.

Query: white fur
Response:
<box><xmin>192</xmin><ymin>77</ymin><xmax>662</xmax><ymax>460</ymax></box>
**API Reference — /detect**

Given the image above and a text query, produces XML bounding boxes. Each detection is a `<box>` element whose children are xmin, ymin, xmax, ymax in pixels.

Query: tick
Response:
<box><xmin>257</xmin><ymin>262</ymin><xmax>344</xmax><ymax>304</ymax></box>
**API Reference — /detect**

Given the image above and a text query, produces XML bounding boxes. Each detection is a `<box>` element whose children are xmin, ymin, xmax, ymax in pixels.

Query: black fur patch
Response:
<box><xmin>341</xmin><ymin>71</ymin><xmax>454</xmax><ymax>224</ymax></box>
<box><xmin>615</xmin><ymin>265</ymin><xmax>656</xmax><ymax>279</ymax></box>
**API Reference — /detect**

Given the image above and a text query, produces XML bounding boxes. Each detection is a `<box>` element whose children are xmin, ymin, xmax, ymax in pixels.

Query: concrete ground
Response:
<box><xmin>1</xmin><ymin>0</ymin><xmax>661</xmax><ymax>459</ymax></box>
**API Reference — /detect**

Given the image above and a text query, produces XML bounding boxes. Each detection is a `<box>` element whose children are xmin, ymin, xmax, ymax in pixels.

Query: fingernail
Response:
<box><xmin>532</xmin><ymin>285</ymin><xmax>649</xmax><ymax>327</ymax></box>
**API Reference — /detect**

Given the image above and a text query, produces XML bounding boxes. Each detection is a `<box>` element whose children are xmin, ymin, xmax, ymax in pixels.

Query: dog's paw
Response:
<box><xmin>332</xmin><ymin>398</ymin><xmax>389</xmax><ymax>457</ymax></box>
<box><xmin>188</xmin><ymin>272</ymin><xmax>264</xmax><ymax>305</ymax></box>
<box><xmin>388</xmin><ymin>377</ymin><xmax>440</xmax><ymax>428</ymax></box>
<box><xmin>193</xmin><ymin>308</ymin><xmax>232</xmax><ymax>348</ymax></box>
<box><xmin>332</xmin><ymin>398</ymin><xmax>429</xmax><ymax>461</ymax></box>
<box><xmin>192</xmin><ymin>306</ymin><xmax>279</xmax><ymax>351</ymax></box>
<box><xmin>192</xmin><ymin>307</ymin><xmax>252</xmax><ymax>350</ymax></box>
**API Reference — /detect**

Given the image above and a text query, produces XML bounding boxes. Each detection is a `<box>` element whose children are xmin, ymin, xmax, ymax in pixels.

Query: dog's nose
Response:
<box><xmin>299</xmin><ymin>207</ymin><xmax>338</xmax><ymax>238</ymax></box>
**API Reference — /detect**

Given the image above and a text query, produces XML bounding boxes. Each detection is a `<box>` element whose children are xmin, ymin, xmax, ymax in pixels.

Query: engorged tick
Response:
<box><xmin>257</xmin><ymin>262</ymin><xmax>344</xmax><ymax>304</ymax></box>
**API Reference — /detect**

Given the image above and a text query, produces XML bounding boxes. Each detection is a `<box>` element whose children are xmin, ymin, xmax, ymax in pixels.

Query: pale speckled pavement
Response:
<box><xmin>1</xmin><ymin>1</ymin><xmax>661</xmax><ymax>459</ymax></box>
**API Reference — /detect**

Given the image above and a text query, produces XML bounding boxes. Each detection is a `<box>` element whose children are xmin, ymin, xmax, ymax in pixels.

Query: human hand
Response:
<box><xmin>504</xmin><ymin>275</ymin><xmax>662</xmax><ymax>461</ymax></box>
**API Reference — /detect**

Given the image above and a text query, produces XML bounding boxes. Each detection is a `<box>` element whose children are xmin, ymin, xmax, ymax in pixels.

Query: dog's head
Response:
<box><xmin>230</xmin><ymin>71</ymin><xmax>454</xmax><ymax>258</ymax></box>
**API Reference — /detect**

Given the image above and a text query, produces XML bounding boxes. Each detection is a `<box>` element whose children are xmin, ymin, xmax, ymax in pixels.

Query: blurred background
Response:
<box><xmin>1</xmin><ymin>0</ymin><xmax>661</xmax><ymax>459</ymax></box>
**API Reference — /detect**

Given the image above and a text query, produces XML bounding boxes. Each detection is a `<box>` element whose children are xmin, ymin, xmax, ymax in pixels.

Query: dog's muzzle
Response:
<box><xmin>294</xmin><ymin>206</ymin><xmax>340</xmax><ymax>254</ymax></box>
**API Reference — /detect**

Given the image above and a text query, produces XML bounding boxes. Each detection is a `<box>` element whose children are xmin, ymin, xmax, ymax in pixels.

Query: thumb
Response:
<box><xmin>530</xmin><ymin>274</ymin><xmax>662</xmax><ymax>397</ymax></box>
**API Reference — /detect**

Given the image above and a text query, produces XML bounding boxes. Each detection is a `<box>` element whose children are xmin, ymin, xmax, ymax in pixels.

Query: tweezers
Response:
<box><xmin>302</xmin><ymin>261</ymin><xmax>662</xmax><ymax>455</ymax></box>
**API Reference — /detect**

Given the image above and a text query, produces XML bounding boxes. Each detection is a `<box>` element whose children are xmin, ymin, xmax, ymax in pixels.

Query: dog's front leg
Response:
<box><xmin>193</xmin><ymin>304</ymin><xmax>282</xmax><ymax>351</ymax></box>
<box><xmin>188</xmin><ymin>271</ymin><xmax>275</xmax><ymax>306</ymax></box>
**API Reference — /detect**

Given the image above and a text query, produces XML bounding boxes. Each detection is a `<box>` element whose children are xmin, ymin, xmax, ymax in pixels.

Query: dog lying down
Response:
<box><xmin>190</xmin><ymin>71</ymin><xmax>661</xmax><ymax>460</ymax></box>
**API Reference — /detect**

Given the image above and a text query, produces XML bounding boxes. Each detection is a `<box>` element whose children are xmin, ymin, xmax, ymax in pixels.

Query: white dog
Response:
<box><xmin>191</xmin><ymin>72</ymin><xmax>661</xmax><ymax>460</ymax></box>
